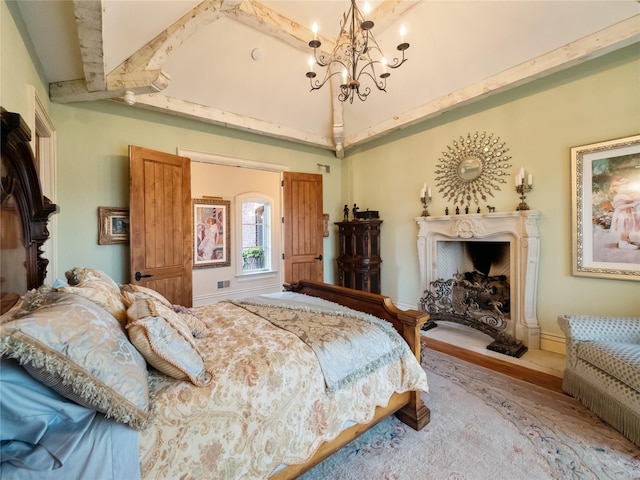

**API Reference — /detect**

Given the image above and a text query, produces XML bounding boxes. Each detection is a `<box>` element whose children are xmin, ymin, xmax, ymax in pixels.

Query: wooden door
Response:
<box><xmin>129</xmin><ymin>146</ymin><xmax>193</xmax><ymax>306</ymax></box>
<box><xmin>283</xmin><ymin>172</ymin><xmax>324</xmax><ymax>283</ymax></box>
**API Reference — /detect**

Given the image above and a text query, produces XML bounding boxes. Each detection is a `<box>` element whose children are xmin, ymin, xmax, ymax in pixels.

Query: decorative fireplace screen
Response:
<box><xmin>420</xmin><ymin>271</ymin><xmax>527</xmax><ymax>357</ymax></box>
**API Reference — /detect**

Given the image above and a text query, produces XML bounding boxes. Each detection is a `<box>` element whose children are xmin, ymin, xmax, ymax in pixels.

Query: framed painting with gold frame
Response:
<box><xmin>193</xmin><ymin>198</ymin><xmax>231</xmax><ymax>268</ymax></box>
<box><xmin>571</xmin><ymin>134</ymin><xmax>640</xmax><ymax>281</ymax></box>
<box><xmin>98</xmin><ymin>207</ymin><xmax>129</xmax><ymax>245</ymax></box>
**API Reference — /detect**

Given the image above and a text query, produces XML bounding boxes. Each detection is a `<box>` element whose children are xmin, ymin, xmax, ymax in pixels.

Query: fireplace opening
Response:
<box><xmin>420</xmin><ymin>240</ymin><xmax>527</xmax><ymax>358</ymax></box>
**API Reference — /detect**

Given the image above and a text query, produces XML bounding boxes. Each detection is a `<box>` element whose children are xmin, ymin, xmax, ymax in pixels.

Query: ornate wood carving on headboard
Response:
<box><xmin>1</xmin><ymin>107</ymin><xmax>58</xmax><ymax>312</ymax></box>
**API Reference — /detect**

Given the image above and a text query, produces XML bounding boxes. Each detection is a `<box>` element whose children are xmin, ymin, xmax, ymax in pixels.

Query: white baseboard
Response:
<box><xmin>193</xmin><ymin>283</ymin><xmax>283</xmax><ymax>307</ymax></box>
<box><xmin>540</xmin><ymin>332</ymin><xmax>566</xmax><ymax>355</ymax></box>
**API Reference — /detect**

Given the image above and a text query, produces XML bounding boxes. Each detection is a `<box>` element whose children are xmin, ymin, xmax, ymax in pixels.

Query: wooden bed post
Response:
<box><xmin>394</xmin><ymin>309</ymin><xmax>431</xmax><ymax>430</ymax></box>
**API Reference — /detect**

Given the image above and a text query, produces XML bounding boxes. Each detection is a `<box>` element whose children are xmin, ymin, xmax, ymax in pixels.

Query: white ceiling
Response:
<box><xmin>17</xmin><ymin>0</ymin><xmax>640</xmax><ymax>157</ymax></box>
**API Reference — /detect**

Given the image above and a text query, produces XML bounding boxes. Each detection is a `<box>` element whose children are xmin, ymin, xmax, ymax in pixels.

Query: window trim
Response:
<box><xmin>235</xmin><ymin>192</ymin><xmax>277</xmax><ymax>278</ymax></box>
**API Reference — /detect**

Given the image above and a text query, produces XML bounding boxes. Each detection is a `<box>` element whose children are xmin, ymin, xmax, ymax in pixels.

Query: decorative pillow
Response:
<box><xmin>173</xmin><ymin>304</ymin><xmax>208</xmax><ymax>338</ymax></box>
<box><xmin>120</xmin><ymin>284</ymin><xmax>173</xmax><ymax>309</ymax></box>
<box><xmin>58</xmin><ymin>267</ymin><xmax>127</xmax><ymax>324</ymax></box>
<box><xmin>14</xmin><ymin>285</ymin><xmax>56</xmax><ymax>316</ymax></box>
<box><xmin>0</xmin><ymin>291</ymin><xmax>150</xmax><ymax>429</ymax></box>
<box><xmin>121</xmin><ymin>285</ymin><xmax>208</xmax><ymax>338</ymax></box>
<box><xmin>126</xmin><ymin>298</ymin><xmax>211</xmax><ymax>386</ymax></box>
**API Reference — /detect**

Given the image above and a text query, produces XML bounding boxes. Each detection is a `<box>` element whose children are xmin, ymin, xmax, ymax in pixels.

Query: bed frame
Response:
<box><xmin>1</xmin><ymin>107</ymin><xmax>430</xmax><ymax>478</ymax></box>
<box><xmin>273</xmin><ymin>281</ymin><xmax>431</xmax><ymax>479</ymax></box>
<box><xmin>1</xmin><ymin>108</ymin><xmax>57</xmax><ymax>314</ymax></box>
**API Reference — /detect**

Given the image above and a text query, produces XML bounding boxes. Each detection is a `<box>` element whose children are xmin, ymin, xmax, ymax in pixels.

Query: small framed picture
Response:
<box><xmin>98</xmin><ymin>207</ymin><xmax>130</xmax><ymax>245</ymax></box>
<box><xmin>193</xmin><ymin>198</ymin><xmax>231</xmax><ymax>268</ymax></box>
<box><xmin>571</xmin><ymin>134</ymin><xmax>640</xmax><ymax>281</ymax></box>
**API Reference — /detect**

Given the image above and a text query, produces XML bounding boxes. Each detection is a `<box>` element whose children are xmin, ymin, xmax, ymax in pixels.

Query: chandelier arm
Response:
<box><xmin>309</xmin><ymin>69</ymin><xmax>346</xmax><ymax>92</ymax></box>
<box><xmin>355</xmin><ymin>86</ymin><xmax>371</xmax><ymax>102</ymax></box>
<box><xmin>387</xmin><ymin>51</ymin><xmax>408</xmax><ymax>69</ymax></box>
<box><xmin>359</xmin><ymin>70</ymin><xmax>386</xmax><ymax>92</ymax></box>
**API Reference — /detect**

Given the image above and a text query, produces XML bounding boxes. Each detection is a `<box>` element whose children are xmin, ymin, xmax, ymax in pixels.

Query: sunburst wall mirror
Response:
<box><xmin>434</xmin><ymin>132</ymin><xmax>512</xmax><ymax>208</ymax></box>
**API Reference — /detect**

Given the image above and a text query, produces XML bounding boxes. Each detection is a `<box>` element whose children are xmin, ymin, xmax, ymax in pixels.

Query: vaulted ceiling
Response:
<box><xmin>17</xmin><ymin>1</ymin><xmax>640</xmax><ymax>157</ymax></box>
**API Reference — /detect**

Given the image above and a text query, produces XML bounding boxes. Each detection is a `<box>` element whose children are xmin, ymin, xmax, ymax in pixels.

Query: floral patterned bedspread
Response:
<box><xmin>231</xmin><ymin>299</ymin><xmax>408</xmax><ymax>392</ymax></box>
<box><xmin>138</xmin><ymin>299</ymin><xmax>429</xmax><ymax>480</ymax></box>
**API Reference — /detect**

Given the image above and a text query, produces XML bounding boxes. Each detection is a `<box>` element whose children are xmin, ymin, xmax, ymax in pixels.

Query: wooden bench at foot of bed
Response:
<box><xmin>272</xmin><ymin>281</ymin><xmax>432</xmax><ymax>479</ymax></box>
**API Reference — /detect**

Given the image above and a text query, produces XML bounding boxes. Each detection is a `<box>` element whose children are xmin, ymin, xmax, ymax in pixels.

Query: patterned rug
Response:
<box><xmin>301</xmin><ymin>348</ymin><xmax>640</xmax><ymax>480</ymax></box>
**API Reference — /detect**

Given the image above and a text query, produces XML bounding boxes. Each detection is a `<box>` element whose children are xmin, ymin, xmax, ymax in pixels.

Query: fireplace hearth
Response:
<box><xmin>417</xmin><ymin>212</ymin><xmax>541</xmax><ymax>356</ymax></box>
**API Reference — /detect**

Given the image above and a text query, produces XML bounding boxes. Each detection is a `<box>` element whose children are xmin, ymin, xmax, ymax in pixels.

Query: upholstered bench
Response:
<box><xmin>558</xmin><ymin>315</ymin><xmax>640</xmax><ymax>447</ymax></box>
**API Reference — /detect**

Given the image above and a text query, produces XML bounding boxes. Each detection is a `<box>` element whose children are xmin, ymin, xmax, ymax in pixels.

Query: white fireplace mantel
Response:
<box><xmin>416</xmin><ymin>211</ymin><xmax>541</xmax><ymax>349</ymax></box>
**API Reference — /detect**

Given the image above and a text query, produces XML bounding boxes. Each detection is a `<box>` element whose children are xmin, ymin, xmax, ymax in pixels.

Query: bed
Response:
<box><xmin>0</xmin><ymin>108</ymin><xmax>431</xmax><ymax>479</ymax></box>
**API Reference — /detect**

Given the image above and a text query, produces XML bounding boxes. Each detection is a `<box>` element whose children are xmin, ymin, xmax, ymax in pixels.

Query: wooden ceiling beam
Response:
<box><xmin>229</xmin><ymin>0</ymin><xmax>334</xmax><ymax>54</ymax></box>
<box><xmin>51</xmin><ymin>0</ymin><xmax>239</xmax><ymax>103</ymax></box>
<box><xmin>72</xmin><ymin>0</ymin><xmax>105</xmax><ymax>92</ymax></box>
<box><xmin>371</xmin><ymin>1</ymin><xmax>420</xmax><ymax>32</ymax></box>
<box><xmin>130</xmin><ymin>93</ymin><xmax>335</xmax><ymax>150</ymax></box>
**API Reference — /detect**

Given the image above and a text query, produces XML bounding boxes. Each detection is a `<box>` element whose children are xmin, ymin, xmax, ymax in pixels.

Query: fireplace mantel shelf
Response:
<box><xmin>416</xmin><ymin>210</ymin><xmax>541</xmax><ymax>350</ymax></box>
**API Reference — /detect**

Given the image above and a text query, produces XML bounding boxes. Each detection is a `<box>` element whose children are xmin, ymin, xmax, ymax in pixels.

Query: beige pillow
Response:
<box><xmin>126</xmin><ymin>298</ymin><xmax>211</xmax><ymax>387</ymax></box>
<box><xmin>0</xmin><ymin>291</ymin><xmax>150</xmax><ymax>429</ymax></box>
<box><xmin>120</xmin><ymin>284</ymin><xmax>173</xmax><ymax>309</ymax></box>
<box><xmin>58</xmin><ymin>268</ymin><xmax>127</xmax><ymax>324</ymax></box>
<box><xmin>122</xmin><ymin>285</ymin><xmax>208</xmax><ymax>338</ymax></box>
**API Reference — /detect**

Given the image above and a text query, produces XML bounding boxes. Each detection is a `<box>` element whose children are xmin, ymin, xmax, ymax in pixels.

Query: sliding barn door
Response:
<box><xmin>129</xmin><ymin>146</ymin><xmax>193</xmax><ymax>306</ymax></box>
<box><xmin>283</xmin><ymin>172</ymin><xmax>324</xmax><ymax>284</ymax></box>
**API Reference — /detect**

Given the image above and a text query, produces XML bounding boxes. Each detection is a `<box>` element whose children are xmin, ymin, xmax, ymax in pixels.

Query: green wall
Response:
<box><xmin>50</xmin><ymin>102</ymin><xmax>340</xmax><ymax>283</ymax></box>
<box><xmin>1</xmin><ymin>1</ymin><xmax>50</xmax><ymax>125</ymax></box>
<box><xmin>3</xmin><ymin>0</ymin><xmax>639</xmax><ymax>349</ymax></box>
<box><xmin>344</xmin><ymin>44</ymin><xmax>640</xmax><ymax>341</ymax></box>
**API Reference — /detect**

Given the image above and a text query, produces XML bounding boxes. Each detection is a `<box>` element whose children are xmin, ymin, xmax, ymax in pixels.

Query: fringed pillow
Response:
<box><xmin>120</xmin><ymin>284</ymin><xmax>173</xmax><ymax>309</ymax></box>
<box><xmin>58</xmin><ymin>267</ymin><xmax>127</xmax><ymax>324</ymax></box>
<box><xmin>121</xmin><ymin>284</ymin><xmax>208</xmax><ymax>338</ymax></box>
<box><xmin>0</xmin><ymin>291</ymin><xmax>150</xmax><ymax>429</ymax></box>
<box><xmin>126</xmin><ymin>298</ymin><xmax>211</xmax><ymax>387</ymax></box>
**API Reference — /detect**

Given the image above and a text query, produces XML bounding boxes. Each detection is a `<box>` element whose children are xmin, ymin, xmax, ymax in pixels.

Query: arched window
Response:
<box><xmin>238</xmin><ymin>195</ymin><xmax>272</xmax><ymax>274</ymax></box>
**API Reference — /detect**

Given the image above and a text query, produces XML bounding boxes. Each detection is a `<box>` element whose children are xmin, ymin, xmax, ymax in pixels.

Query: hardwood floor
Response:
<box><xmin>424</xmin><ymin>336</ymin><xmax>565</xmax><ymax>394</ymax></box>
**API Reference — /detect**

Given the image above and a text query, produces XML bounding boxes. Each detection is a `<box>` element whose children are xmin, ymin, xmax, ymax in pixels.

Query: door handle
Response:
<box><xmin>314</xmin><ymin>255</ymin><xmax>323</xmax><ymax>261</ymax></box>
<box><xmin>135</xmin><ymin>271</ymin><xmax>153</xmax><ymax>281</ymax></box>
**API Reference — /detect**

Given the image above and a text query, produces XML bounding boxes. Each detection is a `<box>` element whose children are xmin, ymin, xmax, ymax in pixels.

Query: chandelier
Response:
<box><xmin>305</xmin><ymin>0</ymin><xmax>409</xmax><ymax>103</ymax></box>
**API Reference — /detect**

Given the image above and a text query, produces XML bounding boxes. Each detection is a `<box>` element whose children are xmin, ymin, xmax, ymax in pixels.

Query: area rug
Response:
<box><xmin>300</xmin><ymin>348</ymin><xmax>640</xmax><ymax>480</ymax></box>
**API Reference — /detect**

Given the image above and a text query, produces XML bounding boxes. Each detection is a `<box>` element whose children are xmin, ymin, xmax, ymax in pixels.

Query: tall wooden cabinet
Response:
<box><xmin>336</xmin><ymin>219</ymin><xmax>382</xmax><ymax>294</ymax></box>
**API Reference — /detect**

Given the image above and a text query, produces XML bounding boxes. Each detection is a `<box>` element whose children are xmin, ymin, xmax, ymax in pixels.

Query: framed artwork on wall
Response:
<box><xmin>193</xmin><ymin>198</ymin><xmax>231</xmax><ymax>268</ymax></box>
<box><xmin>98</xmin><ymin>207</ymin><xmax>129</xmax><ymax>245</ymax></box>
<box><xmin>571</xmin><ymin>134</ymin><xmax>640</xmax><ymax>281</ymax></box>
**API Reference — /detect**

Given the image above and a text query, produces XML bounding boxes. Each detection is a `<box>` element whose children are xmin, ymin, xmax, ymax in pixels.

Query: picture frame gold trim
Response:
<box><xmin>193</xmin><ymin>198</ymin><xmax>231</xmax><ymax>268</ymax></box>
<box><xmin>98</xmin><ymin>207</ymin><xmax>130</xmax><ymax>245</ymax></box>
<box><xmin>571</xmin><ymin>134</ymin><xmax>640</xmax><ymax>281</ymax></box>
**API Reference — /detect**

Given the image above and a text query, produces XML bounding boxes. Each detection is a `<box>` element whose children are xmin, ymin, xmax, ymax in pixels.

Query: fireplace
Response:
<box><xmin>416</xmin><ymin>212</ymin><xmax>541</xmax><ymax>356</ymax></box>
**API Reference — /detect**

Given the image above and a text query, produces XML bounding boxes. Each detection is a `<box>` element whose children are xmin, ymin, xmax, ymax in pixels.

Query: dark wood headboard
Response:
<box><xmin>1</xmin><ymin>107</ymin><xmax>57</xmax><ymax>313</ymax></box>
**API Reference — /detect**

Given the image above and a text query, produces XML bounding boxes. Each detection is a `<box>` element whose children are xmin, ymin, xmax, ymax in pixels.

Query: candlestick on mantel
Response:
<box><xmin>515</xmin><ymin>175</ymin><xmax>533</xmax><ymax>211</ymax></box>
<box><xmin>420</xmin><ymin>195</ymin><xmax>431</xmax><ymax>217</ymax></box>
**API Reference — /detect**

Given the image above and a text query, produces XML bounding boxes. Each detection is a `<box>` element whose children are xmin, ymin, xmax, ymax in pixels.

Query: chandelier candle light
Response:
<box><xmin>515</xmin><ymin>167</ymin><xmax>533</xmax><ymax>211</ymax></box>
<box><xmin>420</xmin><ymin>183</ymin><xmax>432</xmax><ymax>216</ymax></box>
<box><xmin>306</xmin><ymin>0</ymin><xmax>409</xmax><ymax>103</ymax></box>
